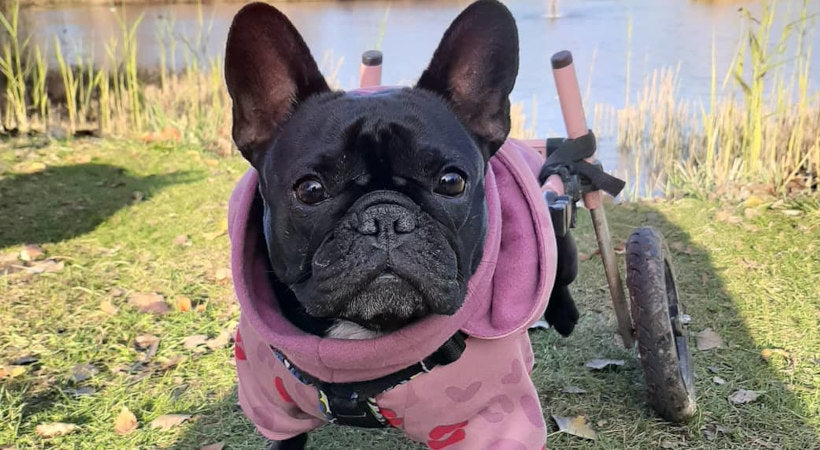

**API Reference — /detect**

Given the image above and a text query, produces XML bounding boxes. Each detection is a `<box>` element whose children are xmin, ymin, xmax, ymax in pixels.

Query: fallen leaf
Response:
<box><xmin>25</xmin><ymin>260</ymin><xmax>64</xmax><ymax>274</ymax></box>
<box><xmin>696</xmin><ymin>328</ymin><xmax>724</xmax><ymax>351</ymax></box>
<box><xmin>200</xmin><ymin>442</ymin><xmax>225</xmax><ymax>450</ymax></box>
<box><xmin>749</xmin><ymin>438</ymin><xmax>781</xmax><ymax>449</ymax></box>
<box><xmin>175</xmin><ymin>296</ymin><xmax>192</xmax><ymax>312</ymax></box>
<box><xmin>65</xmin><ymin>387</ymin><xmax>96</xmax><ymax>396</ymax></box>
<box><xmin>158</xmin><ymin>355</ymin><xmax>186</xmax><ymax>371</ymax></box>
<box><xmin>204</xmin><ymin>158</ymin><xmax>219</xmax><ymax>167</ymax></box>
<box><xmin>35</xmin><ymin>422</ymin><xmax>77</xmax><ymax>438</ymax></box>
<box><xmin>19</xmin><ymin>244</ymin><xmax>45</xmax><ymax>261</ymax></box>
<box><xmin>728</xmin><ymin>389</ymin><xmax>762</xmax><ymax>405</ymax></box>
<box><xmin>585</xmin><ymin>359</ymin><xmax>625</xmax><ymax>370</ymax></box>
<box><xmin>110</xmin><ymin>287</ymin><xmax>126</xmax><ymax>297</ymax></box>
<box><xmin>562</xmin><ymin>386</ymin><xmax>587</xmax><ymax>394</ymax></box>
<box><xmin>713</xmin><ymin>376</ymin><xmax>726</xmax><ymax>385</ymax></box>
<box><xmin>206</xmin><ymin>330</ymin><xmax>232</xmax><ymax>350</ymax></box>
<box><xmin>113</xmin><ymin>407</ymin><xmax>138</xmax><ymax>435</ymax></box>
<box><xmin>99</xmin><ymin>299</ymin><xmax>120</xmax><ymax>315</ymax></box>
<box><xmin>149</xmin><ymin>414</ymin><xmax>191</xmax><ymax>431</ymax></box>
<box><xmin>613</xmin><ymin>242</ymin><xmax>626</xmax><ymax>255</ymax></box>
<box><xmin>194</xmin><ymin>304</ymin><xmax>206</xmax><ymax>313</ymax></box>
<box><xmin>670</xmin><ymin>241</ymin><xmax>685</xmax><ymax>252</ymax></box>
<box><xmin>70</xmin><ymin>363</ymin><xmax>98</xmax><ymax>382</ymax></box>
<box><xmin>703</xmin><ymin>423</ymin><xmax>730</xmax><ymax>440</ymax></box>
<box><xmin>0</xmin><ymin>366</ymin><xmax>26</xmax><ymax>378</ymax></box>
<box><xmin>782</xmin><ymin>209</ymin><xmax>803</xmax><ymax>217</ymax></box>
<box><xmin>215</xmin><ymin>268</ymin><xmax>230</xmax><ymax>282</ymax></box>
<box><xmin>132</xmin><ymin>191</ymin><xmax>144</xmax><ymax>202</ymax></box>
<box><xmin>134</xmin><ymin>334</ymin><xmax>160</xmax><ymax>350</ymax></box>
<box><xmin>182</xmin><ymin>335</ymin><xmax>208</xmax><ymax>350</ymax></box>
<box><xmin>127</xmin><ymin>293</ymin><xmax>170</xmax><ymax>315</ymax></box>
<box><xmin>552</xmin><ymin>415</ymin><xmax>597</xmax><ymax>440</ymax></box>
<box><xmin>707</xmin><ymin>366</ymin><xmax>720</xmax><ymax>374</ymax></box>
<box><xmin>11</xmin><ymin>355</ymin><xmax>38</xmax><ymax>365</ymax></box>
<box><xmin>660</xmin><ymin>440</ymin><xmax>678</xmax><ymax>449</ymax></box>
<box><xmin>172</xmin><ymin>234</ymin><xmax>191</xmax><ymax>247</ymax></box>
<box><xmin>578</xmin><ymin>252</ymin><xmax>592</xmax><ymax>262</ymax></box>
<box><xmin>760</xmin><ymin>348</ymin><xmax>791</xmax><ymax>363</ymax></box>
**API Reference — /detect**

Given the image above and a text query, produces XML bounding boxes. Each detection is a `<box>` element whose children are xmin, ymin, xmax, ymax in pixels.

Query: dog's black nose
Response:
<box><xmin>357</xmin><ymin>204</ymin><xmax>416</xmax><ymax>236</ymax></box>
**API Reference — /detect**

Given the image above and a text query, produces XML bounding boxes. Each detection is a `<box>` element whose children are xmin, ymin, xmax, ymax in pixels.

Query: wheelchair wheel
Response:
<box><xmin>625</xmin><ymin>227</ymin><xmax>696</xmax><ymax>423</ymax></box>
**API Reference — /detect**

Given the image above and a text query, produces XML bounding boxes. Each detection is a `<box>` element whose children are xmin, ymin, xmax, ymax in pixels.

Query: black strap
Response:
<box><xmin>271</xmin><ymin>331</ymin><xmax>468</xmax><ymax>428</ymax></box>
<box><xmin>538</xmin><ymin>131</ymin><xmax>625</xmax><ymax>198</ymax></box>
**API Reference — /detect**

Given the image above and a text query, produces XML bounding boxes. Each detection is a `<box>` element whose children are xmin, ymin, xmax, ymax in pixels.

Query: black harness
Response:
<box><xmin>269</xmin><ymin>331</ymin><xmax>467</xmax><ymax>428</ymax></box>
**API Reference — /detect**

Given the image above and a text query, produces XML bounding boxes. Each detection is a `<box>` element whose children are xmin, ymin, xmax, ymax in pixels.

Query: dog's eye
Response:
<box><xmin>435</xmin><ymin>172</ymin><xmax>466</xmax><ymax>197</ymax></box>
<box><xmin>294</xmin><ymin>178</ymin><xmax>328</xmax><ymax>205</ymax></box>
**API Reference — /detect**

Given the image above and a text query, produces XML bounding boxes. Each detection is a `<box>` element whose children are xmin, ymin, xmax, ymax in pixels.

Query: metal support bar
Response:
<box><xmin>589</xmin><ymin>205</ymin><xmax>635</xmax><ymax>348</ymax></box>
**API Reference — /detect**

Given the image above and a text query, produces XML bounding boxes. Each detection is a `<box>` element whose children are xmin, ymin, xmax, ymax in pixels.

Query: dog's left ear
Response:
<box><xmin>416</xmin><ymin>0</ymin><xmax>519</xmax><ymax>161</ymax></box>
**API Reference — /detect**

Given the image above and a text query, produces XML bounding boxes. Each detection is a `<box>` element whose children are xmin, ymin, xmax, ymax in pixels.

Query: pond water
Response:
<box><xmin>19</xmin><ymin>0</ymin><xmax>820</xmax><ymax>169</ymax></box>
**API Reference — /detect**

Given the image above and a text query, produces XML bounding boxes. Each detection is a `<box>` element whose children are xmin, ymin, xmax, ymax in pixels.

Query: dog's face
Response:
<box><xmin>225</xmin><ymin>0</ymin><xmax>518</xmax><ymax>332</ymax></box>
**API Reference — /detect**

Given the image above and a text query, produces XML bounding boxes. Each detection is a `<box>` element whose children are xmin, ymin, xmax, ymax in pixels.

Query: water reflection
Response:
<box><xmin>16</xmin><ymin>0</ymin><xmax>820</xmax><ymax>189</ymax></box>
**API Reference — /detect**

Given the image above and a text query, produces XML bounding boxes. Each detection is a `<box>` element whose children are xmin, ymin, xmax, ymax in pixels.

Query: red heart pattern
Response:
<box><xmin>234</xmin><ymin>329</ymin><xmax>247</xmax><ymax>361</ymax></box>
<box><xmin>379</xmin><ymin>407</ymin><xmax>404</xmax><ymax>427</ymax></box>
<box><xmin>427</xmin><ymin>420</ymin><xmax>468</xmax><ymax>449</ymax></box>
<box><xmin>274</xmin><ymin>376</ymin><xmax>294</xmax><ymax>403</ymax></box>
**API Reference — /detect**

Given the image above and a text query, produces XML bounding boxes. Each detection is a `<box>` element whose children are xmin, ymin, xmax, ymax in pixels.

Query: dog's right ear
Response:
<box><xmin>225</xmin><ymin>2</ymin><xmax>330</xmax><ymax>168</ymax></box>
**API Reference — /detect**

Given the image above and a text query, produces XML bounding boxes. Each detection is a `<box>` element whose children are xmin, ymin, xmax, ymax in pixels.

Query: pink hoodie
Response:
<box><xmin>229</xmin><ymin>138</ymin><xmax>556</xmax><ymax>449</ymax></box>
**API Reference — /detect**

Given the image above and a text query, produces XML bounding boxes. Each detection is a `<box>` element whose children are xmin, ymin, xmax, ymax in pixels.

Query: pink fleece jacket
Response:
<box><xmin>229</xmin><ymin>139</ymin><xmax>556</xmax><ymax>449</ymax></box>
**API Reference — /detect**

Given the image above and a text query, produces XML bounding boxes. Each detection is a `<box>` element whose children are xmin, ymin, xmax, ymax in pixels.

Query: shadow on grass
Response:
<box><xmin>0</xmin><ymin>163</ymin><xmax>196</xmax><ymax>248</ymax></box>
<box><xmin>171</xmin><ymin>201</ymin><xmax>819</xmax><ymax>449</ymax></box>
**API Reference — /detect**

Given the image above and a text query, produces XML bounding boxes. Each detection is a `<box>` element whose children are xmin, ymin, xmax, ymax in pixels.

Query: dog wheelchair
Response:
<box><xmin>358</xmin><ymin>49</ymin><xmax>696</xmax><ymax>423</ymax></box>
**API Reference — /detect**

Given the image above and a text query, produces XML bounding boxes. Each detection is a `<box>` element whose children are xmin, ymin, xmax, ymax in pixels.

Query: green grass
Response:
<box><xmin>1</xmin><ymin>139</ymin><xmax>819</xmax><ymax>449</ymax></box>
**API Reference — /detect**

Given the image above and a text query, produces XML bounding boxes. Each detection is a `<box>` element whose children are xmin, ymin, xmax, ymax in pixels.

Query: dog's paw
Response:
<box><xmin>544</xmin><ymin>285</ymin><xmax>579</xmax><ymax>337</ymax></box>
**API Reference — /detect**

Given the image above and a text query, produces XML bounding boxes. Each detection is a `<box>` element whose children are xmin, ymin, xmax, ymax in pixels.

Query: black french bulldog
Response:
<box><xmin>224</xmin><ymin>1</ymin><xmax>578</xmax><ymax>447</ymax></box>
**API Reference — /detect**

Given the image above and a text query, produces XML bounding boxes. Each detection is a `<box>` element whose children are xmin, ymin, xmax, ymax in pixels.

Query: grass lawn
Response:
<box><xmin>1</xmin><ymin>138</ymin><xmax>818</xmax><ymax>449</ymax></box>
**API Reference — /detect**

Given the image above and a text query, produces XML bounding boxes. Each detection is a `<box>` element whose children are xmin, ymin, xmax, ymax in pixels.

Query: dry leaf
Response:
<box><xmin>200</xmin><ymin>442</ymin><xmax>225</xmax><ymax>450</ymax></box>
<box><xmin>132</xmin><ymin>191</ymin><xmax>144</xmax><ymax>202</ymax></box>
<box><xmin>696</xmin><ymin>328</ymin><xmax>724</xmax><ymax>351</ymax></box>
<box><xmin>703</xmin><ymin>423</ymin><xmax>730</xmax><ymax>440</ymax></box>
<box><xmin>578</xmin><ymin>252</ymin><xmax>592</xmax><ymax>262</ymax></box>
<box><xmin>127</xmin><ymin>293</ymin><xmax>170</xmax><ymax>315</ymax></box>
<box><xmin>35</xmin><ymin>422</ymin><xmax>77</xmax><ymax>438</ymax></box>
<box><xmin>182</xmin><ymin>335</ymin><xmax>208</xmax><ymax>350</ymax></box>
<box><xmin>749</xmin><ymin>438</ymin><xmax>781</xmax><ymax>449</ymax></box>
<box><xmin>613</xmin><ymin>242</ymin><xmax>626</xmax><ymax>255</ymax></box>
<box><xmin>0</xmin><ymin>366</ymin><xmax>26</xmax><ymax>378</ymax></box>
<box><xmin>149</xmin><ymin>414</ymin><xmax>191</xmax><ymax>431</ymax></box>
<box><xmin>172</xmin><ymin>234</ymin><xmax>191</xmax><ymax>247</ymax></box>
<box><xmin>11</xmin><ymin>355</ymin><xmax>38</xmax><ymax>365</ymax></box>
<box><xmin>113</xmin><ymin>407</ymin><xmax>138</xmax><ymax>435</ymax></box>
<box><xmin>26</xmin><ymin>260</ymin><xmax>64</xmax><ymax>274</ymax></box>
<box><xmin>206</xmin><ymin>330</ymin><xmax>232</xmax><ymax>350</ymax></box>
<box><xmin>134</xmin><ymin>334</ymin><xmax>160</xmax><ymax>350</ymax></box>
<box><xmin>19</xmin><ymin>244</ymin><xmax>45</xmax><ymax>261</ymax></box>
<box><xmin>194</xmin><ymin>304</ymin><xmax>206</xmax><ymax>313</ymax></box>
<box><xmin>99</xmin><ymin>300</ymin><xmax>119</xmax><ymax>315</ymax></box>
<box><xmin>215</xmin><ymin>268</ymin><xmax>230</xmax><ymax>281</ymax></box>
<box><xmin>585</xmin><ymin>359</ymin><xmax>625</xmax><ymax>370</ymax></box>
<box><xmin>552</xmin><ymin>415</ymin><xmax>597</xmax><ymax>440</ymax></box>
<box><xmin>782</xmin><ymin>209</ymin><xmax>803</xmax><ymax>217</ymax></box>
<box><xmin>707</xmin><ymin>366</ymin><xmax>720</xmax><ymax>374</ymax></box>
<box><xmin>175</xmin><ymin>296</ymin><xmax>192</xmax><ymax>312</ymax></box>
<box><xmin>729</xmin><ymin>389</ymin><xmax>762</xmax><ymax>405</ymax></box>
<box><xmin>70</xmin><ymin>363</ymin><xmax>98</xmax><ymax>382</ymax></box>
<box><xmin>65</xmin><ymin>387</ymin><xmax>96</xmax><ymax>396</ymax></box>
<box><xmin>110</xmin><ymin>287</ymin><xmax>126</xmax><ymax>297</ymax></box>
<box><xmin>713</xmin><ymin>376</ymin><xmax>726</xmax><ymax>385</ymax></box>
<box><xmin>158</xmin><ymin>355</ymin><xmax>186</xmax><ymax>371</ymax></box>
<box><xmin>562</xmin><ymin>386</ymin><xmax>587</xmax><ymax>394</ymax></box>
<box><xmin>204</xmin><ymin>158</ymin><xmax>219</xmax><ymax>167</ymax></box>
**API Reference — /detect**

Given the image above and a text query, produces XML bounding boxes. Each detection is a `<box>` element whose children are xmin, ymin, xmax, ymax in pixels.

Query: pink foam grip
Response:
<box><xmin>359</xmin><ymin>64</ymin><xmax>382</xmax><ymax>88</ymax></box>
<box><xmin>551</xmin><ymin>51</ymin><xmax>588</xmax><ymax>140</ymax></box>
